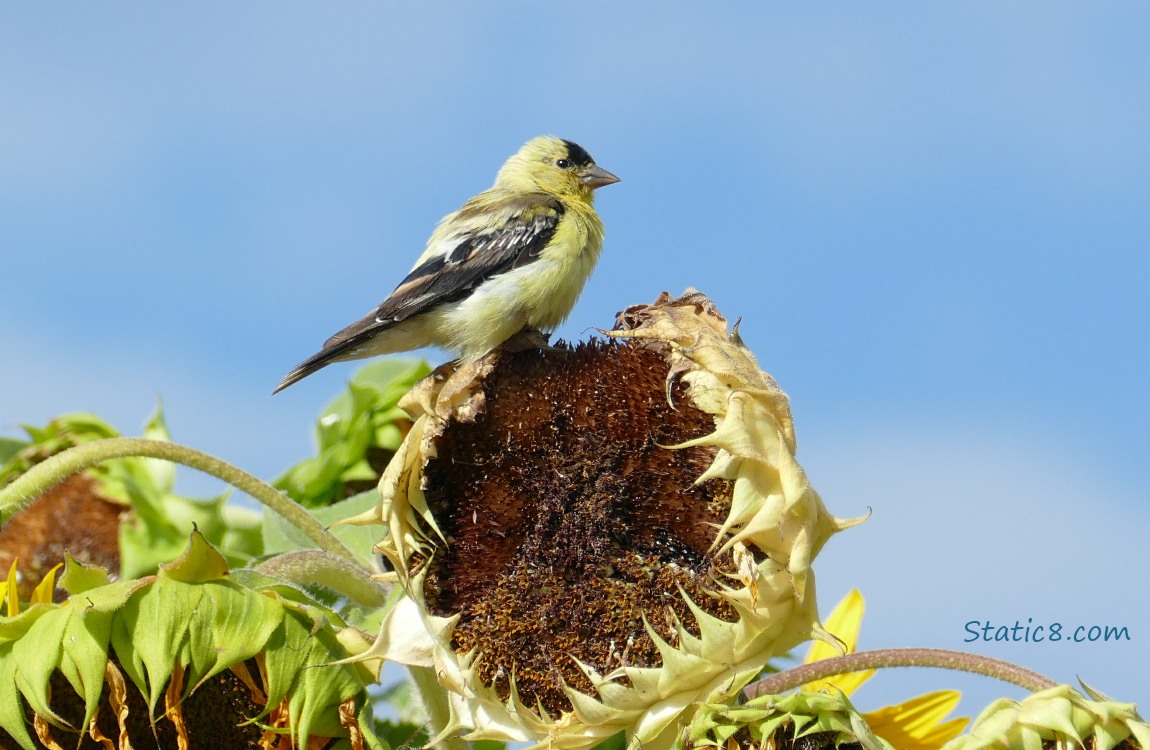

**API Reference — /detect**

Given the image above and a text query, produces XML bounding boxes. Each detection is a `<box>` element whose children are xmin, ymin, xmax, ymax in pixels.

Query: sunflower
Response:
<box><xmin>0</xmin><ymin>532</ymin><xmax>376</xmax><ymax>749</ymax></box>
<box><xmin>350</xmin><ymin>290</ymin><xmax>860</xmax><ymax>748</ymax></box>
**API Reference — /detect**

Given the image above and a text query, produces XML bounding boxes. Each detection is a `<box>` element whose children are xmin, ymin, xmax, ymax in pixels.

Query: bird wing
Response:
<box><xmin>274</xmin><ymin>193</ymin><xmax>564</xmax><ymax>394</ymax></box>
<box><xmin>323</xmin><ymin>193</ymin><xmax>564</xmax><ymax>350</ymax></box>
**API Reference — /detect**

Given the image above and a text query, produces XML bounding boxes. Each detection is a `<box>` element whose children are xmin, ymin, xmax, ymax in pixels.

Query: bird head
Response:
<box><xmin>495</xmin><ymin>136</ymin><xmax>619</xmax><ymax>201</ymax></box>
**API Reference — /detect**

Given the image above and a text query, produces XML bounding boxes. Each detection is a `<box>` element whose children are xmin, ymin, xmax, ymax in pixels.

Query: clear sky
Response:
<box><xmin>3</xmin><ymin>3</ymin><xmax>1147</xmax><ymax>722</ymax></box>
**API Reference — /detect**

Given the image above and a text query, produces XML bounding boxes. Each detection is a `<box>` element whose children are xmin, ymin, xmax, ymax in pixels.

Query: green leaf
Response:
<box><xmin>118</xmin><ymin>515</ymin><xmax>184</xmax><ymax>579</ymax></box>
<box><xmin>140</xmin><ymin>399</ymin><xmax>176</xmax><ymax>493</ymax></box>
<box><xmin>589</xmin><ymin>732</ymin><xmax>627</xmax><ymax>750</ymax></box>
<box><xmin>0</xmin><ymin>413</ymin><xmax>119</xmax><ymax>498</ymax></box>
<box><xmin>275</xmin><ymin>359</ymin><xmax>430</xmax><ymax>508</ymax></box>
<box><xmin>371</xmin><ymin>718</ymin><xmax>430</xmax><ymax>750</ymax></box>
<box><xmin>0</xmin><ymin>438</ymin><xmax>24</xmax><ymax>467</ymax></box>
<box><xmin>119</xmin><ymin>491</ymin><xmax>263</xmax><ymax>579</ymax></box>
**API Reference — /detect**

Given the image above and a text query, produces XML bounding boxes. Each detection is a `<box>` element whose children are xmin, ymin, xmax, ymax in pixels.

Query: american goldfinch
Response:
<box><xmin>274</xmin><ymin>136</ymin><xmax>618</xmax><ymax>394</ymax></box>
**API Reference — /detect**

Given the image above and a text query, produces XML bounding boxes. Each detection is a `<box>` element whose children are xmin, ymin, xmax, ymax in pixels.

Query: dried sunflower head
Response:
<box><xmin>357</xmin><ymin>291</ymin><xmax>860</xmax><ymax>748</ymax></box>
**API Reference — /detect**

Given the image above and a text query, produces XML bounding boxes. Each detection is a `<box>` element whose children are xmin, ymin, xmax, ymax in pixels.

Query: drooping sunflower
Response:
<box><xmin>0</xmin><ymin>531</ymin><xmax>377</xmax><ymax>750</ymax></box>
<box><xmin>942</xmin><ymin>684</ymin><xmax>1150</xmax><ymax>750</ymax></box>
<box><xmin>350</xmin><ymin>290</ymin><xmax>862</xmax><ymax>748</ymax></box>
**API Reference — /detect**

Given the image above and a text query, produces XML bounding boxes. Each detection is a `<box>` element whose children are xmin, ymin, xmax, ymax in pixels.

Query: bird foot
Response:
<box><xmin>500</xmin><ymin>329</ymin><xmax>558</xmax><ymax>354</ymax></box>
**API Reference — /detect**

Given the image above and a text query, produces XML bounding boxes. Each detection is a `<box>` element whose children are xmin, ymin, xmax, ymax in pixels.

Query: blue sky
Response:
<box><xmin>3</xmin><ymin>4</ymin><xmax>1148</xmax><ymax>722</ymax></box>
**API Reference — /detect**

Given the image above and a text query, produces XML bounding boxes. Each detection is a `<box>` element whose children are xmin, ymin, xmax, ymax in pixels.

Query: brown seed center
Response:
<box><xmin>420</xmin><ymin>341</ymin><xmax>736</xmax><ymax>714</ymax></box>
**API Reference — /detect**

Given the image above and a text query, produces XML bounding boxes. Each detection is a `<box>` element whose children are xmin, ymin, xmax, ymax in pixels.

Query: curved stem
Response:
<box><xmin>254</xmin><ymin>550</ymin><xmax>391</xmax><ymax>607</ymax></box>
<box><xmin>744</xmin><ymin>647</ymin><xmax>1059</xmax><ymax>699</ymax></box>
<box><xmin>0</xmin><ymin>437</ymin><xmax>358</xmax><ymax>564</ymax></box>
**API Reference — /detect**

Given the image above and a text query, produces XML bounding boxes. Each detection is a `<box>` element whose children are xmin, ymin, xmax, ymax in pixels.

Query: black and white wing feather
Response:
<box><xmin>273</xmin><ymin>194</ymin><xmax>562</xmax><ymax>393</ymax></box>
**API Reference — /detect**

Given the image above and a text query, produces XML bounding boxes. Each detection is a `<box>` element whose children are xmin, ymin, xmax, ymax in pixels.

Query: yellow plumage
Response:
<box><xmin>274</xmin><ymin>136</ymin><xmax>618</xmax><ymax>393</ymax></box>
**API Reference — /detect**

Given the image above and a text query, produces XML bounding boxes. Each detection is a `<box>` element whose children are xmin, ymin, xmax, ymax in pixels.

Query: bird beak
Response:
<box><xmin>582</xmin><ymin>165</ymin><xmax>620</xmax><ymax>189</ymax></box>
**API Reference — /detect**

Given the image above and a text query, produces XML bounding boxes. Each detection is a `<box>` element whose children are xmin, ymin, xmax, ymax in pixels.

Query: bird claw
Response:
<box><xmin>500</xmin><ymin>329</ymin><xmax>557</xmax><ymax>354</ymax></box>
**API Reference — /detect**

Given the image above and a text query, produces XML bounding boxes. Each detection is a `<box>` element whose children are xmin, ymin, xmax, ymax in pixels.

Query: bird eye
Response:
<box><xmin>556</xmin><ymin>158</ymin><xmax>571</xmax><ymax>169</ymax></box>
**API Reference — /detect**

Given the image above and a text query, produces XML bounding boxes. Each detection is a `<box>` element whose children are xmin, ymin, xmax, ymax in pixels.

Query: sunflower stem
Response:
<box><xmin>743</xmin><ymin>647</ymin><xmax>1059</xmax><ymax>699</ymax></box>
<box><xmin>254</xmin><ymin>550</ymin><xmax>391</xmax><ymax>606</ymax></box>
<box><xmin>0</xmin><ymin>437</ymin><xmax>359</xmax><ymax>564</ymax></box>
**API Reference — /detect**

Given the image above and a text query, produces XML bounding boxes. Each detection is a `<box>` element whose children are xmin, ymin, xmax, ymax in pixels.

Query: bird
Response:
<box><xmin>273</xmin><ymin>136</ymin><xmax>619</xmax><ymax>394</ymax></box>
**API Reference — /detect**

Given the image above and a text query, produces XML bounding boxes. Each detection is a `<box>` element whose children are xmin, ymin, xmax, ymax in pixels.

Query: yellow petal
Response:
<box><xmin>4</xmin><ymin>559</ymin><xmax>18</xmax><ymax>617</ymax></box>
<box><xmin>30</xmin><ymin>563</ymin><xmax>62</xmax><ymax>605</ymax></box>
<box><xmin>863</xmin><ymin>689</ymin><xmax>969</xmax><ymax>750</ymax></box>
<box><xmin>803</xmin><ymin>589</ymin><xmax>873</xmax><ymax>695</ymax></box>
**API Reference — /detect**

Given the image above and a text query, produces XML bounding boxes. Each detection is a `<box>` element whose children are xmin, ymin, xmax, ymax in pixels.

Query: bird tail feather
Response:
<box><xmin>272</xmin><ymin>334</ymin><xmax>370</xmax><ymax>394</ymax></box>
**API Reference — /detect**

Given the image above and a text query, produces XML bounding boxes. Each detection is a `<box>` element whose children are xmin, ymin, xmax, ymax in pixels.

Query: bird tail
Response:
<box><xmin>273</xmin><ymin>350</ymin><xmax>340</xmax><ymax>394</ymax></box>
<box><xmin>272</xmin><ymin>332</ymin><xmax>372</xmax><ymax>394</ymax></box>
